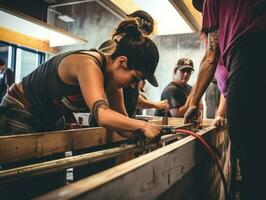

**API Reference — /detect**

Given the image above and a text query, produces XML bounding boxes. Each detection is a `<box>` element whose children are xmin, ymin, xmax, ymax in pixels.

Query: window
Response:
<box><xmin>15</xmin><ymin>48</ymin><xmax>39</xmax><ymax>82</ymax></box>
<box><xmin>0</xmin><ymin>41</ymin><xmax>45</xmax><ymax>83</ymax></box>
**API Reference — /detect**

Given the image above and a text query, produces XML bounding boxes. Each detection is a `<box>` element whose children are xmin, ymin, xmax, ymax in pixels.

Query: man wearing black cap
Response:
<box><xmin>157</xmin><ymin>58</ymin><xmax>194</xmax><ymax>117</ymax></box>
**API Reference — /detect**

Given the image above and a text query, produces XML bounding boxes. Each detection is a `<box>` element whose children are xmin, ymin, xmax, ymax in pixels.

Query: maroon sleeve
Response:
<box><xmin>202</xmin><ymin>0</ymin><xmax>219</xmax><ymax>34</ymax></box>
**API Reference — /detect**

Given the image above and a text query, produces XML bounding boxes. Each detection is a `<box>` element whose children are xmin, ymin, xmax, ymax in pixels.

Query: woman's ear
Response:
<box><xmin>118</xmin><ymin>56</ymin><xmax>128</xmax><ymax>69</ymax></box>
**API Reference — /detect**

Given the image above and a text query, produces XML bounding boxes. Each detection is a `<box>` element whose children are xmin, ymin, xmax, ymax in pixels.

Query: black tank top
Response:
<box><xmin>22</xmin><ymin>49</ymin><xmax>106</xmax><ymax>125</ymax></box>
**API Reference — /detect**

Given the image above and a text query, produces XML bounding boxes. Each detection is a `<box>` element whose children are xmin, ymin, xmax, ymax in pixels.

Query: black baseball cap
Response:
<box><xmin>116</xmin><ymin>37</ymin><xmax>159</xmax><ymax>87</ymax></box>
<box><xmin>134</xmin><ymin>38</ymin><xmax>159</xmax><ymax>87</ymax></box>
<box><xmin>192</xmin><ymin>0</ymin><xmax>204</xmax><ymax>12</ymax></box>
<box><xmin>175</xmin><ymin>58</ymin><xmax>194</xmax><ymax>71</ymax></box>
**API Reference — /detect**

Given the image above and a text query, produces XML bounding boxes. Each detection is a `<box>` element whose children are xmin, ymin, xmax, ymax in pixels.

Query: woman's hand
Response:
<box><xmin>211</xmin><ymin>115</ymin><xmax>225</xmax><ymax>128</ymax></box>
<box><xmin>154</xmin><ymin>99</ymin><xmax>169</xmax><ymax>110</ymax></box>
<box><xmin>142</xmin><ymin>122</ymin><xmax>161</xmax><ymax>139</ymax></box>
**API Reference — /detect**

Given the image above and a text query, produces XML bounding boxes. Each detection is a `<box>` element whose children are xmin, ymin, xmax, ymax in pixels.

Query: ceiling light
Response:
<box><xmin>49</xmin><ymin>8</ymin><xmax>75</xmax><ymax>23</ymax></box>
<box><xmin>58</xmin><ymin>15</ymin><xmax>75</xmax><ymax>23</ymax></box>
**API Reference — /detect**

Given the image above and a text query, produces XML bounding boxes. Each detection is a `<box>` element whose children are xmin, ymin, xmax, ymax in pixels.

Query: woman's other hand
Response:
<box><xmin>155</xmin><ymin>99</ymin><xmax>169</xmax><ymax>110</ymax></box>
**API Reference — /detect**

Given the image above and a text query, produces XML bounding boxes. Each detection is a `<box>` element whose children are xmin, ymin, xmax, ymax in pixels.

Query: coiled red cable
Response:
<box><xmin>175</xmin><ymin>129</ymin><xmax>229</xmax><ymax>200</ymax></box>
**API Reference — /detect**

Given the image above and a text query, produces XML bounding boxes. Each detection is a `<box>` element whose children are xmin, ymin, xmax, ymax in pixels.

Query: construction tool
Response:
<box><xmin>162</xmin><ymin>108</ymin><xmax>168</xmax><ymax>125</ymax></box>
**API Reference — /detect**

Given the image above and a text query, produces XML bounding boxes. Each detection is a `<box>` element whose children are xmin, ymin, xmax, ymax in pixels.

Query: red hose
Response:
<box><xmin>175</xmin><ymin>129</ymin><xmax>229</xmax><ymax>200</ymax></box>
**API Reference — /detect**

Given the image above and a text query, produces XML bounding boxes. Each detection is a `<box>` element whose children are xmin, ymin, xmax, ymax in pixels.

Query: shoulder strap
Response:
<box><xmin>74</xmin><ymin>49</ymin><xmax>107</xmax><ymax>72</ymax></box>
<box><xmin>89</xmin><ymin>48</ymin><xmax>107</xmax><ymax>71</ymax></box>
<box><xmin>72</xmin><ymin>49</ymin><xmax>108</xmax><ymax>88</ymax></box>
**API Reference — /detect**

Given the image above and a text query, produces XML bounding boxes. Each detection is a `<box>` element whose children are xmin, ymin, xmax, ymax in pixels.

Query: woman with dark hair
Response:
<box><xmin>97</xmin><ymin>10</ymin><xmax>168</xmax><ymax>122</ymax></box>
<box><xmin>0</xmin><ymin>18</ymin><xmax>161</xmax><ymax>139</ymax></box>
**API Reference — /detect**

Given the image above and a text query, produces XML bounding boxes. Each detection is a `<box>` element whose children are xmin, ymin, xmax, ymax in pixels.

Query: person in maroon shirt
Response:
<box><xmin>184</xmin><ymin>0</ymin><xmax>266</xmax><ymax>199</ymax></box>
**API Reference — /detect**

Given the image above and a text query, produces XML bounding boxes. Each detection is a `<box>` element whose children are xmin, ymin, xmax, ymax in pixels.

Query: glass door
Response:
<box><xmin>15</xmin><ymin>48</ymin><xmax>40</xmax><ymax>83</ymax></box>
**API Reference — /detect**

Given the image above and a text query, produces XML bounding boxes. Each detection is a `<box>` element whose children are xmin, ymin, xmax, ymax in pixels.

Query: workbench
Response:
<box><xmin>0</xmin><ymin>117</ymin><xmax>231</xmax><ymax>200</ymax></box>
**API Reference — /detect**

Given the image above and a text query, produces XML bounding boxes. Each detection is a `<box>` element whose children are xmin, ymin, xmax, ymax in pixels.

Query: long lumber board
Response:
<box><xmin>0</xmin><ymin>129</ymin><xmax>194</xmax><ymax>183</ymax></box>
<box><xmin>0</xmin><ymin>127</ymin><xmax>118</xmax><ymax>165</ymax></box>
<box><xmin>36</xmin><ymin>126</ymin><xmax>229</xmax><ymax>200</ymax></box>
<box><xmin>0</xmin><ymin>117</ymin><xmax>187</xmax><ymax>165</ymax></box>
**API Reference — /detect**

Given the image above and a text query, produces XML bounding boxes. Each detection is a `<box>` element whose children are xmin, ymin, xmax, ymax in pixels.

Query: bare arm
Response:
<box><xmin>190</xmin><ymin>32</ymin><xmax>220</xmax><ymax>107</ymax></box>
<box><xmin>106</xmin><ymin>84</ymin><xmax>128</xmax><ymax>116</ymax></box>
<box><xmin>137</xmin><ymin>95</ymin><xmax>169</xmax><ymax>110</ymax></box>
<box><xmin>76</xmin><ymin>58</ymin><xmax>160</xmax><ymax>138</ymax></box>
<box><xmin>106</xmin><ymin>84</ymin><xmax>131</xmax><ymax>138</ymax></box>
<box><xmin>216</xmin><ymin>95</ymin><xmax>226</xmax><ymax>117</ymax></box>
<box><xmin>184</xmin><ymin>32</ymin><xmax>220</xmax><ymax>123</ymax></box>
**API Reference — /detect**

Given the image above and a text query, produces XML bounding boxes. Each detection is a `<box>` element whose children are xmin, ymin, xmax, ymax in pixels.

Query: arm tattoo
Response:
<box><xmin>208</xmin><ymin>31</ymin><xmax>219</xmax><ymax>53</ymax></box>
<box><xmin>207</xmin><ymin>31</ymin><xmax>220</xmax><ymax>64</ymax></box>
<box><xmin>92</xmin><ymin>99</ymin><xmax>109</xmax><ymax>121</ymax></box>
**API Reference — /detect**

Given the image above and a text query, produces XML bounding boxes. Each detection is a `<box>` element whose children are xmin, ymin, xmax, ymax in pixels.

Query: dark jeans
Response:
<box><xmin>227</xmin><ymin>32</ymin><xmax>266</xmax><ymax>200</ymax></box>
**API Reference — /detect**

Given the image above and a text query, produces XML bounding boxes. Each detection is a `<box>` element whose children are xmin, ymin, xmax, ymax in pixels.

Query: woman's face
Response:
<box><xmin>111</xmin><ymin>56</ymin><xmax>144</xmax><ymax>89</ymax></box>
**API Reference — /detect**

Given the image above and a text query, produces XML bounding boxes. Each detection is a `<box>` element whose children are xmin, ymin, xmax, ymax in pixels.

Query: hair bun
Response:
<box><xmin>113</xmin><ymin>18</ymin><xmax>142</xmax><ymax>39</ymax></box>
<box><xmin>123</xmin><ymin>22</ymin><xmax>141</xmax><ymax>38</ymax></box>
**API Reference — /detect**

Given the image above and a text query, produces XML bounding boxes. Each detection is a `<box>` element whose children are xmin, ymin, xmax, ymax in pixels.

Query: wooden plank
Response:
<box><xmin>0</xmin><ymin>118</ymin><xmax>186</xmax><ymax>164</ymax></box>
<box><xmin>137</xmin><ymin>116</ymin><xmax>187</xmax><ymax>126</ymax></box>
<box><xmin>0</xmin><ymin>145</ymin><xmax>138</xmax><ymax>183</ymax></box>
<box><xmin>0</xmin><ymin>127</ymin><xmax>124</xmax><ymax>165</ymax></box>
<box><xmin>36</xmin><ymin>126</ymin><xmax>229</xmax><ymax>200</ymax></box>
<box><xmin>169</xmin><ymin>0</ymin><xmax>202</xmax><ymax>31</ymax></box>
<box><xmin>0</xmin><ymin>27</ymin><xmax>58</xmax><ymax>54</ymax></box>
<box><xmin>0</xmin><ymin>124</ymin><xmax>191</xmax><ymax>183</ymax></box>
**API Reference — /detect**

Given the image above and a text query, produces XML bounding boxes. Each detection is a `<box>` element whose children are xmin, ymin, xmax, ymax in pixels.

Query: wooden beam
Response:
<box><xmin>0</xmin><ymin>118</ymin><xmax>203</xmax><ymax>165</ymax></box>
<box><xmin>97</xmin><ymin>0</ymin><xmax>140</xmax><ymax>19</ymax></box>
<box><xmin>0</xmin><ymin>27</ymin><xmax>58</xmax><ymax>54</ymax></box>
<box><xmin>0</xmin><ymin>118</ymin><xmax>185</xmax><ymax>165</ymax></box>
<box><xmin>169</xmin><ymin>0</ymin><xmax>202</xmax><ymax>31</ymax></box>
<box><xmin>36</xmin><ymin>127</ymin><xmax>230</xmax><ymax>200</ymax></box>
<box><xmin>0</xmin><ymin>124</ymin><xmax>191</xmax><ymax>183</ymax></box>
<box><xmin>109</xmin><ymin>0</ymin><xmax>139</xmax><ymax>15</ymax></box>
<box><xmin>0</xmin><ymin>145</ymin><xmax>138</xmax><ymax>183</ymax></box>
<box><xmin>97</xmin><ymin>0</ymin><xmax>161</xmax><ymax>35</ymax></box>
<box><xmin>0</xmin><ymin>127</ymin><xmax>124</xmax><ymax>165</ymax></box>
